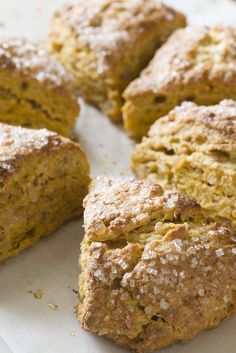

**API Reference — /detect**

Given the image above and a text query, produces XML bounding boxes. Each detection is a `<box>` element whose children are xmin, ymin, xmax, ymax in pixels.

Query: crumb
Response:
<box><xmin>48</xmin><ymin>301</ymin><xmax>58</xmax><ymax>310</ymax></box>
<box><xmin>28</xmin><ymin>288</ymin><xmax>44</xmax><ymax>300</ymax></box>
<box><xmin>69</xmin><ymin>331</ymin><xmax>75</xmax><ymax>336</ymax></box>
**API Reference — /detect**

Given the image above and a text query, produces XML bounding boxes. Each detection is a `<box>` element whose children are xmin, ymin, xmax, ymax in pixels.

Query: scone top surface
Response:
<box><xmin>0</xmin><ymin>37</ymin><xmax>77</xmax><ymax>96</ymax></box>
<box><xmin>50</xmin><ymin>0</ymin><xmax>185</xmax><ymax>73</ymax></box>
<box><xmin>83</xmin><ymin>176</ymin><xmax>203</xmax><ymax>241</ymax></box>
<box><xmin>125</xmin><ymin>26</ymin><xmax>236</xmax><ymax>97</ymax></box>
<box><xmin>79</xmin><ymin>177</ymin><xmax>236</xmax><ymax>352</ymax></box>
<box><xmin>149</xmin><ymin>99</ymin><xmax>236</xmax><ymax>154</ymax></box>
<box><xmin>0</xmin><ymin>123</ymin><xmax>82</xmax><ymax>183</ymax></box>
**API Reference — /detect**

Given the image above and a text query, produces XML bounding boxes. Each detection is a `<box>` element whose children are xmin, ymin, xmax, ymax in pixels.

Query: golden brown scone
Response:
<box><xmin>123</xmin><ymin>26</ymin><xmax>236</xmax><ymax>139</ymax></box>
<box><xmin>132</xmin><ymin>100</ymin><xmax>236</xmax><ymax>231</ymax></box>
<box><xmin>47</xmin><ymin>0</ymin><xmax>186</xmax><ymax>122</ymax></box>
<box><xmin>0</xmin><ymin>123</ymin><xmax>90</xmax><ymax>263</ymax></box>
<box><xmin>78</xmin><ymin>177</ymin><xmax>236</xmax><ymax>353</ymax></box>
<box><xmin>0</xmin><ymin>37</ymin><xmax>79</xmax><ymax>137</ymax></box>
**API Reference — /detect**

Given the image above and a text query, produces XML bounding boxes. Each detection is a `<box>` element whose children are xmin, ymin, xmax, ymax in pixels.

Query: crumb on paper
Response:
<box><xmin>72</xmin><ymin>288</ymin><xmax>78</xmax><ymax>294</ymax></box>
<box><xmin>28</xmin><ymin>288</ymin><xmax>44</xmax><ymax>300</ymax></box>
<box><xmin>48</xmin><ymin>301</ymin><xmax>58</xmax><ymax>310</ymax></box>
<box><xmin>69</xmin><ymin>331</ymin><xmax>75</xmax><ymax>336</ymax></box>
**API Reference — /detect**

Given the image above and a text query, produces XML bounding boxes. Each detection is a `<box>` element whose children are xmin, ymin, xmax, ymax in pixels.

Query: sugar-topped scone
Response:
<box><xmin>47</xmin><ymin>0</ymin><xmax>186</xmax><ymax>122</ymax></box>
<box><xmin>0</xmin><ymin>123</ymin><xmax>90</xmax><ymax>263</ymax></box>
<box><xmin>78</xmin><ymin>177</ymin><xmax>236</xmax><ymax>353</ymax></box>
<box><xmin>0</xmin><ymin>37</ymin><xmax>79</xmax><ymax>136</ymax></box>
<box><xmin>123</xmin><ymin>26</ymin><xmax>236</xmax><ymax>139</ymax></box>
<box><xmin>132</xmin><ymin>100</ymin><xmax>236</xmax><ymax>230</ymax></box>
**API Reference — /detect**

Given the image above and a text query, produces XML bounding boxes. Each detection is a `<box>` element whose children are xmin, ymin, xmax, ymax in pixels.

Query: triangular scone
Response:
<box><xmin>123</xmin><ymin>26</ymin><xmax>236</xmax><ymax>139</ymax></box>
<box><xmin>47</xmin><ymin>0</ymin><xmax>186</xmax><ymax>122</ymax></box>
<box><xmin>0</xmin><ymin>123</ymin><xmax>90</xmax><ymax>262</ymax></box>
<box><xmin>132</xmin><ymin>100</ymin><xmax>236</xmax><ymax>231</ymax></box>
<box><xmin>0</xmin><ymin>37</ymin><xmax>79</xmax><ymax>136</ymax></box>
<box><xmin>78</xmin><ymin>177</ymin><xmax>236</xmax><ymax>353</ymax></box>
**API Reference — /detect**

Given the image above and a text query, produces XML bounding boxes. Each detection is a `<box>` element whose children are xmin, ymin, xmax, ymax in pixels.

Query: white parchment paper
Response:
<box><xmin>0</xmin><ymin>1</ymin><xmax>236</xmax><ymax>352</ymax></box>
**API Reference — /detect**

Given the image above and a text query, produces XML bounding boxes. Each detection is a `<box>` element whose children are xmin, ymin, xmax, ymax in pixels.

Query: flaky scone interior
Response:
<box><xmin>78</xmin><ymin>177</ymin><xmax>236</xmax><ymax>353</ymax></box>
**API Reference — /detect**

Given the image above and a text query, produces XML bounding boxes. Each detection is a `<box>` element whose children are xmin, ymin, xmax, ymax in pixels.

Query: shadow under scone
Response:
<box><xmin>78</xmin><ymin>176</ymin><xmax>236</xmax><ymax>353</ymax></box>
<box><xmin>0</xmin><ymin>123</ymin><xmax>90</xmax><ymax>263</ymax></box>
<box><xmin>132</xmin><ymin>100</ymin><xmax>236</xmax><ymax>231</ymax></box>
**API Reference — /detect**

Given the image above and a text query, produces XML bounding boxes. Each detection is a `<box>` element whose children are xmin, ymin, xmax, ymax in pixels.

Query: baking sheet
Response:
<box><xmin>0</xmin><ymin>1</ymin><xmax>236</xmax><ymax>352</ymax></box>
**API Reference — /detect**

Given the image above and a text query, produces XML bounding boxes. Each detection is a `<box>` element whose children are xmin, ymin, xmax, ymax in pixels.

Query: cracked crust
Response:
<box><xmin>47</xmin><ymin>0</ymin><xmax>186</xmax><ymax>121</ymax></box>
<box><xmin>0</xmin><ymin>123</ymin><xmax>90</xmax><ymax>262</ymax></box>
<box><xmin>132</xmin><ymin>100</ymin><xmax>236</xmax><ymax>230</ymax></box>
<box><xmin>123</xmin><ymin>26</ymin><xmax>236</xmax><ymax>139</ymax></box>
<box><xmin>0</xmin><ymin>37</ymin><xmax>79</xmax><ymax>136</ymax></box>
<box><xmin>78</xmin><ymin>177</ymin><xmax>236</xmax><ymax>353</ymax></box>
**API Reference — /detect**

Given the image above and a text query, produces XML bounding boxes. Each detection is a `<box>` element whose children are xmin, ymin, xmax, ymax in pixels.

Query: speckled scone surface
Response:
<box><xmin>123</xmin><ymin>26</ymin><xmax>236</xmax><ymax>139</ymax></box>
<box><xmin>47</xmin><ymin>0</ymin><xmax>186</xmax><ymax>121</ymax></box>
<box><xmin>0</xmin><ymin>123</ymin><xmax>90</xmax><ymax>262</ymax></box>
<box><xmin>0</xmin><ymin>37</ymin><xmax>79</xmax><ymax>136</ymax></box>
<box><xmin>78</xmin><ymin>177</ymin><xmax>236</xmax><ymax>353</ymax></box>
<box><xmin>132</xmin><ymin>100</ymin><xmax>236</xmax><ymax>231</ymax></box>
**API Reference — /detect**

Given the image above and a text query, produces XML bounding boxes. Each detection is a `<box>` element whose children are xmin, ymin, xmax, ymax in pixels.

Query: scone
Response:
<box><xmin>132</xmin><ymin>100</ymin><xmax>236</xmax><ymax>231</ymax></box>
<box><xmin>123</xmin><ymin>26</ymin><xmax>236</xmax><ymax>139</ymax></box>
<box><xmin>78</xmin><ymin>177</ymin><xmax>236</xmax><ymax>353</ymax></box>
<box><xmin>0</xmin><ymin>37</ymin><xmax>79</xmax><ymax>137</ymax></box>
<box><xmin>47</xmin><ymin>0</ymin><xmax>186</xmax><ymax>122</ymax></box>
<box><xmin>0</xmin><ymin>123</ymin><xmax>90</xmax><ymax>263</ymax></box>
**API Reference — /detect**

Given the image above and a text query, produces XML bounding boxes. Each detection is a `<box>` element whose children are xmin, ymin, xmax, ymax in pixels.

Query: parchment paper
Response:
<box><xmin>0</xmin><ymin>1</ymin><xmax>236</xmax><ymax>352</ymax></box>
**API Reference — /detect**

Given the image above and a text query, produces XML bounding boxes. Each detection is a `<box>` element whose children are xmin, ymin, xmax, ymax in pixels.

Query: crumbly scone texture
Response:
<box><xmin>47</xmin><ymin>0</ymin><xmax>186</xmax><ymax>122</ymax></box>
<box><xmin>0</xmin><ymin>123</ymin><xmax>90</xmax><ymax>262</ymax></box>
<box><xmin>0</xmin><ymin>37</ymin><xmax>79</xmax><ymax>136</ymax></box>
<box><xmin>132</xmin><ymin>100</ymin><xmax>236</xmax><ymax>231</ymax></box>
<box><xmin>123</xmin><ymin>26</ymin><xmax>236</xmax><ymax>139</ymax></box>
<box><xmin>78</xmin><ymin>177</ymin><xmax>236</xmax><ymax>353</ymax></box>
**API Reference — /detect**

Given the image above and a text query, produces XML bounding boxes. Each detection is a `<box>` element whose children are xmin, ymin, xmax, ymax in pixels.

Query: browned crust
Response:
<box><xmin>83</xmin><ymin>176</ymin><xmax>203</xmax><ymax>241</ymax></box>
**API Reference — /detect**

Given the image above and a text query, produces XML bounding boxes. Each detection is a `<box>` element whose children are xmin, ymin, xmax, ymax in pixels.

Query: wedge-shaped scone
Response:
<box><xmin>132</xmin><ymin>100</ymin><xmax>236</xmax><ymax>230</ymax></box>
<box><xmin>0</xmin><ymin>123</ymin><xmax>90</xmax><ymax>263</ymax></box>
<box><xmin>78</xmin><ymin>177</ymin><xmax>236</xmax><ymax>353</ymax></box>
<box><xmin>123</xmin><ymin>26</ymin><xmax>236</xmax><ymax>139</ymax></box>
<box><xmin>0</xmin><ymin>37</ymin><xmax>79</xmax><ymax>136</ymax></box>
<box><xmin>47</xmin><ymin>0</ymin><xmax>186</xmax><ymax>122</ymax></box>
